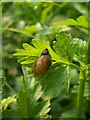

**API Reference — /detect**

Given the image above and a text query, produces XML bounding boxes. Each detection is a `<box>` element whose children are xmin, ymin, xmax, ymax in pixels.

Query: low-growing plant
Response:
<box><xmin>1</xmin><ymin>3</ymin><xmax>89</xmax><ymax>118</ymax></box>
<box><xmin>1</xmin><ymin>30</ymin><xmax>89</xmax><ymax>118</ymax></box>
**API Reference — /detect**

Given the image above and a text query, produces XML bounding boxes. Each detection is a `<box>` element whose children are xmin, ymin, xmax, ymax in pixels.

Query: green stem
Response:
<box><xmin>22</xmin><ymin>67</ymin><xmax>29</xmax><ymax>97</ymax></box>
<box><xmin>4</xmin><ymin>80</ymin><xmax>15</xmax><ymax>92</ymax></box>
<box><xmin>69</xmin><ymin>63</ymin><xmax>81</xmax><ymax>71</ymax></box>
<box><xmin>77</xmin><ymin>70</ymin><xmax>86</xmax><ymax>118</ymax></box>
<box><xmin>57</xmin><ymin>60</ymin><xmax>80</xmax><ymax>70</ymax></box>
<box><xmin>22</xmin><ymin>74</ymin><xmax>29</xmax><ymax>98</ymax></box>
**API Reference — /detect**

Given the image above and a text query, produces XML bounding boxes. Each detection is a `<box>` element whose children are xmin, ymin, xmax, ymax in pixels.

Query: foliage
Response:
<box><xmin>2</xmin><ymin>2</ymin><xmax>89</xmax><ymax>119</ymax></box>
<box><xmin>13</xmin><ymin>31</ymin><xmax>87</xmax><ymax>99</ymax></box>
<box><xmin>1</xmin><ymin>95</ymin><xmax>16</xmax><ymax>110</ymax></box>
<box><xmin>54</xmin><ymin>16</ymin><xmax>88</xmax><ymax>34</ymax></box>
<box><xmin>13</xmin><ymin>31</ymin><xmax>88</xmax><ymax>118</ymax></box>
<box><xmin>1</xmin><ymin>67</ymin><xmax>51</xmax><ymax>118</ymax></box>
<box><xmin>17</xmin><ymin>67</ymin><xmax>51</xmax><ymax>118</ymax></box>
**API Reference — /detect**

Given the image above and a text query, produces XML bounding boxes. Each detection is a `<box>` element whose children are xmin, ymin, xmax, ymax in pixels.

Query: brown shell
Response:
<box><xmin>33</xmin><ymin>55</ymin><xmax>51</xmax><ymax>75</ymax></box>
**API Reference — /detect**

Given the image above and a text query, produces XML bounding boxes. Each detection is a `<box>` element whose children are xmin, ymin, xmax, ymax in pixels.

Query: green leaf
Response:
<box><xmin>75</xmin><ymin>39</ymin><xmax>87</xmax><ymax>63</ymax></box>
<box><xmin>41</xmin><ymin>5</ymin><xmax>53</xmax><ymax>25</ymax></box>
<box><xmin>72</xmin><ymin>3</ymin><xmax>87</xmax><ymax>15</ymax></box>
<box><xmin>17</xmin><ymin>90</ymin><xmax>29</xmax><ymax>118</ymax></box>
<box><xmin>31</xmin><ymin>100</ymin><xmax>50</xmax><ymax>118</ymax></box>
<box><xmin>76</xmin><ymin>16</ymin><xmax>88</xmax><ymax>28</ymax></box>
<box><xmin>17</xmin><ymin>68</ymin><xmax>50</xmax><ymax>118</ymax></box>
<box><xmin>54</xmin><ymin>16</ymin><xmax>88</xmax><ymax>34</ymax></box>
<box><xmin>37</xmin><ymin>63</ymin><xmax>68</xmax><ymax>98</ymax></box>
<box><xmin>2</xmin><ymin>109</ymin><xmax>19</xmax><ymax>118</ymax></box>
<box><xmin>54</xmin><ymin>16</ymin><xmax>88</xmax><ymax>28</ymax></box>
<box><xmin>22</xmin><ymin>24</ymin><xmax>41</xmax><ymax>34</ymax></box>
<box><xmin>13</xmin><ymin>43</ymin><xmax>39</xmax><ymax>66</ymax></box>
<box><xmin>1</xmin><ymin>95</ymin><xmax>16</xmax><ymax>110</ymax></box>
<box><xmin>53</xmin><ymin>32</ymin><xmax>79</xmax><ymax>62</ymax></box>
<box><xmin>13</xmin><ymin>40</ymin><xmax>60</xmax><ymax>67</ymax></box>
<box><xmin>38</xmin><ymin>100</ymin><xmax>50</xmax><ymax>118</ymax></box>
<box><xmin>6</xmin><ymin>27</ymin><xmax>33</xmax><ymax>37</ymax></box>
<box><xmin>59</xmin><ymin>19</ymin><xmax>78</xmax><ymax>26</ymax></box>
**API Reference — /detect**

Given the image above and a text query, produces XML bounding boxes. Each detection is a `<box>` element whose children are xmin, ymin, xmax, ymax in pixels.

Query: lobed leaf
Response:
<box><xmin>13</xmin><ymin>40</ymin><xmax>61</xmax><ymax>67</ymax></box>
<box><xmin>75</xmin><ymin>39</ymin><xmax>87</xmax><ymax>63</ymax></box>
<box><xmin>1</xmin><ymin>95</ymin><xmax>16</xmax><ymax>110</ymax></box>
<box><xmin>53</xmin><ymin>32</ymin><xmax>79</xmax><ymax>62</ymax></box>
<box><xmin>17</xmin><ymin>68</ymin><xmax>51</xmax><ymax>118</ymax></box>
<box><xmin>37</xmin><ymin>63</ymin><xmax>68</xmax><ymax>98</ymax></box>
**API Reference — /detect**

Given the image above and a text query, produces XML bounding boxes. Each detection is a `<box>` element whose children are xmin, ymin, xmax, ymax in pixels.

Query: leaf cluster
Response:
<box><xmin>13</xmin><ymin>31</ymin><xmax>87</xmax><ymax>99</ymax></box>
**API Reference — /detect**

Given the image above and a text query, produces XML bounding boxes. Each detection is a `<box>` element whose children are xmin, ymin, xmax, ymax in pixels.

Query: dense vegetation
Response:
<box><xmin>1</xmin><ymin>2</ymin><xmax>90</xmax><ymax>119</ymax></box>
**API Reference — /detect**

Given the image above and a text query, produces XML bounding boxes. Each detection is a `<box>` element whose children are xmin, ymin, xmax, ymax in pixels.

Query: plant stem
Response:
<box><xmin>4</xmin><ymin>79</ymin><xmax>15</xmax><ymax>92</ymax></box>
<box><xmin>77</xmin><ymin>70</ymin><xmax>86</xmax><ymax>118</ymax></box>
<box><xmin>22</xmin><ymin>67</ymin><xmax>29</xmax><ymax>97</ymax></box>
<box><xmin>57</xmin><ymin>60</ymin><xmax>80</xmax><ymax>70</ymax></box>
<box><xmin>69</xmin><ymin>63</ymin><xmax>81</xmax><ymax>71</ymax></box>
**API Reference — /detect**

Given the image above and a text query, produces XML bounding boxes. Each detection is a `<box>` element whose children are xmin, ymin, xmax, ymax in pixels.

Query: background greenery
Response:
<box><xmin>1</xmin><ymin>2</ymin><xmax>89</xmax><ymax>119</ymax></box>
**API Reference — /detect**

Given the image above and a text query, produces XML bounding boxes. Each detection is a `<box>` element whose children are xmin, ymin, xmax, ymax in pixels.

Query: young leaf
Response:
<box><xmin>1</xmin><ymin>95</ymin><xmax>16</xmax><ymax>110</ymax></box>
<box><xmin>75</xmin><ymin>39</ymin><xmax>87</xmax><ymax>63</ymax></box>
<box><xmin>13</xmin><ymin>40</ymin><xmax>61</xmax><ymax>67</ymax></box>
<box><xmin>53</xmin><ymin>32</ymin><xmax>79</xmax><ymax>62</ymax></box>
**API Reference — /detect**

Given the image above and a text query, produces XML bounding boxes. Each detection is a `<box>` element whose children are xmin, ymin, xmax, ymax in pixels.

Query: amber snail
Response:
<box><xmin>32</xmin><ymin>48</ymin><xmax>52</xmax><ymax>75</ymax></box>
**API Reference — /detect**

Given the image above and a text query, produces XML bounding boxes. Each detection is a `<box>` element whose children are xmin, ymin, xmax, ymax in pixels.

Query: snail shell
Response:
<box><xmin>32</xmin><ymin>48</ymin><xmax>52</xmax><ymax>75</ymax></box>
